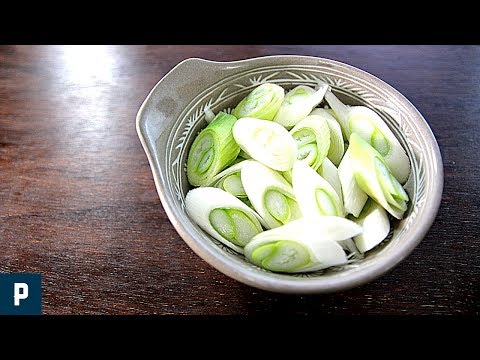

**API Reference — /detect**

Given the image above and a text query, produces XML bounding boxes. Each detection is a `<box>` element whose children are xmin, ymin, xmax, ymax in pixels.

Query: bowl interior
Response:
<box><xmin>139</xmin><ymin>56</ymin><xmax>443</xmax><ymax>293</ymax></box>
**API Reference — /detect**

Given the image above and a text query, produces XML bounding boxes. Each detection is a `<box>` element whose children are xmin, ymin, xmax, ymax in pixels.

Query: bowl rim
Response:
<box><xmin>136</xmin><ymin>55</ymin><xmax>444</xmax><ymax>294</ymax></box>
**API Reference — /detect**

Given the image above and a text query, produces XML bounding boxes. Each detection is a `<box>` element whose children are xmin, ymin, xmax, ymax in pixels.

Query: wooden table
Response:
<box><xmin>1</xmin><ymin>45</ymin><xmax>478</xmax><ymax>315</ymax></box>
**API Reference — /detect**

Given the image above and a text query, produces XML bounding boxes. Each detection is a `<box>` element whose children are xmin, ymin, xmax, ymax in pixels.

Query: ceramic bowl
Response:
<box><xmin>136</xmin><ymin>55</ymin><xmax>443</xmax><ymax>294</ymax></box>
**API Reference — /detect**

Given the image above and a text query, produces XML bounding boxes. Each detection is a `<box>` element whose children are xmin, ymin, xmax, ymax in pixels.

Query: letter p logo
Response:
<box><xmin>14</xmin><ymin>283</ymin><xmax>29</xmax><ymax>306</ymax></box>
<box><xmin>0</xmin><ymin>274</ymin><xmax>41</xmax><ymax>315</ymax></box>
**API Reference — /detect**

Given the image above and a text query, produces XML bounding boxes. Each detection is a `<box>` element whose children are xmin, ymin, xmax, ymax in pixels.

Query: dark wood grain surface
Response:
<box><xmin>0</xmin><ymin>45</ymin><xmax>478</xmax><ymax>315</ymax></box>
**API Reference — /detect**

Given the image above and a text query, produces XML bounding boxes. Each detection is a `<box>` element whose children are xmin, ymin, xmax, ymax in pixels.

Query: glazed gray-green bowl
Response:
<box><xmin>136</xmin><ymin>55</ymin><xmax>443</xmax><ymax>294</ymax></box>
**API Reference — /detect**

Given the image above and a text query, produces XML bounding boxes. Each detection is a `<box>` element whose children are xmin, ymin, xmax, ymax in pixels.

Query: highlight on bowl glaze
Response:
<box><xmin>136</xmin><ymin>55</ymin><xmax>443</xmax><ymax>293</ymax></box>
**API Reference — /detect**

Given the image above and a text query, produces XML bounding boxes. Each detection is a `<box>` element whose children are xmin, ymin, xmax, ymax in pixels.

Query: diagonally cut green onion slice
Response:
<box><xmin>348</xmin><ymin>133</ymin><xmax>409</xmax><ymax>219</ymax></box>
<box><xmin>232</xmin><ymin>83</ymin><xmax>285</xmax><ymax>120</ymax></box>
<box><xmin>317</xmin><ymin>157</ymin><xmax>343</xmax><ymax>206</ymax></box>
<box><xmin>241</xmin><ymin>160</ymin><xmax>302</xmax><ymax>229</ymax></box>
<box><xmin>273</xmin><ymin>83</ymin><xmax>329</xmax><ymax>128</ymax></box>
<box><xmin>207</xmin><ymin>159</ymin><xmax>254</xmax><ymax>199</ymax></box>
<box><xmin>292</xmin><ymin>160</ymin><xmax>344</xmax><ymax>217</ymax></box>
<box><xmin>204</xmin><ymin>105</ymin><xmax>216</xmax><ymax>124</ymax></box>
<box><xmin>244</xmin><ymin>216</ymin><xmax>362</xmax><ymax>273</ymax></box>
<box><xmin>351</xmin><ymin>198</ymin><xmax>391</xmax><ymax>254</ymax></box>
<box><xmin>251</xmin><ymin>240</ymin><xmax>310</xmax><ymax>272</ymax></box>
<box><xmin>233</xmin><ymin>117</ymin><xmax>297</xmax><ymax>171</ymax></box>
<box><xmin>337</xmin><ymin>148</ymin><xmax>368</xmax><ymax>217</ymax></box>
<box><xmin>185</xmin><ymin>187</ymin><xmax>265</xmax><ymax>253</ymax></box>
<box><xmin>324</xmin><ymin>90</ymin><xmax>410</xmax><ymax>184</ymax></box>
<box><xmin>186</xmin><ymin>112</ymin><xmax>240</xmax><ymax>186</ymax></box>
<box><xmin>310</xmin><ymin>108</ymin><xmax>345</xmax><ymax>166</ymax></box>
<box><xmin>289</xmin><ymin>114</ymin><xmax>331</xmax><ymax>171</ymax></box>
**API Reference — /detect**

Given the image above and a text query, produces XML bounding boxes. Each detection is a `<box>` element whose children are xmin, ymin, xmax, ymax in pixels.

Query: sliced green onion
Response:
<box><xmin>241</xmin><ymin>160</ymin><xmax>302</xmax><ymax>229</ymax></box>
<box><xmin>310</xmin><ymin>108</ymin><xmax>345</xmax><ymax>166</ymax></box>
<box><xmin>222</xmin><ymin>174</ymin><xmax>245</xmax><ymax>197</ymax></box>
<box><xmin>325</xmin><ymin>90</ymin><xmax>410</xmax><ymax>184</ymax></box>
<box><xmin>375</xmin><ymin>158</ymin><xmax>409</xmax><ymax>205</ymax></box>
<box><xmin>185</xmin><ymin>187</ymin><xmax>265</xmax><ymax>253</ymax></box>
<box><xmin>323</xmin><ymin>90</ymin><xmax>350</xmax><ymax>134</ymax></box>
<box><xmin>317</xmin><ymin>157</ymin><xmax>343</xmax><ymax>206</ymax></box>
<box><xmin>210</xmin><ymin>209</ymin><xmax>235</xmax><ymax>240</ymax></box>
<box><xmin>265</xmin><ymin>190</ymin><xmax>290</xmax><ymax>223</ymax></box>
<box><xmin>337</xmin><ymin>148</ymin><xmax>368</xmax><ymax>217</ymax></box>
<box><xmin>208</xmin><ymin>160</ymin><xmax>253</xmax><ymax>199</ymax></box>
<box><xmin>232</xmin><ymin>117</ymin><xmax>297</xmax><ymax>171</ymax></box>
<box><xmin>232</xmin><ymin>83</ymin><xmax>285</xmax><ymax>120</ymax></box>
<box><xmin>187</xmin><ymin>112</ymin><xmax>240</xmax><ymax>186</ymax></box>
<box><xmin>251</xmin><ymin>240</ymin><xmax>310</xmax><ymax>272</ymax></box>
<box><xmin>289</xmin><ymin>114</ymin><xmax>331</xmax><ymax>171</ymax></box>
<box><xmin>337</xmin><ymin>238</ymin><xmax>363</xmax><ymax>259</ymax></box>
<box><xmin>348</xmin><ymin>133</ymin><xmax>409</xmax><ymax>219</ymax></box>
<box><xmin>244</xmin><ymin>216</ymin><xmax>362</xmax><ymax>273</ymax></box>
<box><xmin>185</xmin><ymin>82</ymin><xmax>413</xmax><ymax>272</ymax></box>
<box><xmin>273</xmin><ymin>83</ymin><xmax>329</xmax><ymax>128</ymax></box>
<box><xmin>292</xmin><ymin>160</ymin><xmax>344</xmax><ymax>217</ymax></box>
<box><xmin>351</xmin><ymin>198</ymin><xmax>391</xmax><ymax>254</ymax></box>
<box><xmin>204</xmin><ymin>105</ymin><xmax>216</xmax><ymax>123</ymax></box>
